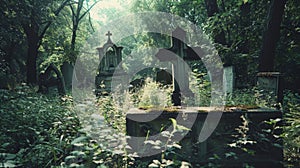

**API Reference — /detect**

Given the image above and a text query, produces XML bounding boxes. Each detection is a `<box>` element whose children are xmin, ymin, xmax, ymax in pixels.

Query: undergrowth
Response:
<box><xmin>0</xmin><ymin>84</ymin><xmax>299</xmax><ymax>167</ymax></box>
<box><xmin>0</xmin><ymin>85</ymin><xmax>80</xmax><ymax>167</ymax></box>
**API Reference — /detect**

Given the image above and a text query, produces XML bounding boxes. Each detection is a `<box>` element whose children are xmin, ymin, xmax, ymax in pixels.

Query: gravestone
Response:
<box><xmin>95</xmin><ymin>31</ymin><xmax>127</xmax><ymax>95</ymax></box>
<box><xmin>257</xmin><ymin>72</ymin><xmax>283</xmax><ymax>105</ymax></box>
<box><xmin>38</xmin><ymin>63</ymin><xmax>66</xmax><ymax>95</ymax></box>
<box><xmin>155</xmin><ymin>27</ymin><xmax>203</xmax><ymax>105</ymax></box>
<box><xmin>129</xmin><ymin>78</ymin><xmax>145</xmax><ymax>91</ymax></box>
<box><xmin>223</xmin><ymin>66</ymin><xmax>235</xmax><ymax>94</ymax></box>
<box><xmin>156</xmin><ymin>69</ymin><xmax>172</xmax><ymax>85</ymax></box>
<box><xmin>61</xmin><ymin>62</ymin><xmax>74</xmax><ymax>89</ymax></box>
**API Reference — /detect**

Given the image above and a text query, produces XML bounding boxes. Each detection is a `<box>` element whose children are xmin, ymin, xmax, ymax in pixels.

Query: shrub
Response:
<box><xmin>136</xmin><ymin>78</ymin><xmax>172</xmax><ymax>109</ymax></box>
<box><xmin>282</xmin><ymin>91</ymin><xmax>300</xmax><ymax>167</ymax></box>
<box><xmin>0</xmin><ymin>86</ymin><xmax>80</xmax><ymax>167</ymax></box>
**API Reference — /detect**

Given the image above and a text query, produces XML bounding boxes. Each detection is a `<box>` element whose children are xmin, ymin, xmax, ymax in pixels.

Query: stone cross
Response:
<box><xmin>156</xmin><ymin>27</ymin><xmax>203</xmax><ymax>106</ymax></box>
<box><xmin>106</xmin><ymin>31</ymin><xmax>112</xmax><ymax>40</ymax></box>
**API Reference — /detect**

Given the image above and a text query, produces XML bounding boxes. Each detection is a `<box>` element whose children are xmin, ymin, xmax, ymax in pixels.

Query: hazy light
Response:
<box><xmin>90</xmin><ymin>0</ymin><xmax>133</xmax><ymax>23</ymax></box>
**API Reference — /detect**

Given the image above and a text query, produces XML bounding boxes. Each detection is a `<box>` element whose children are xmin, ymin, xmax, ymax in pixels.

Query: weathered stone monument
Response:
<box><xmin>257</xmin><ymin>72</ymin><xmax>283</xmax><ymax>105</ymax></box>
<box><xmin>223</xmin><ymin>66</ymin><xmax>235</xmax><ymax>94</ymax></box>
<box><xmin>95</xmin><ymin>31</ymin><xmax>127</xmax><ymax>95</ymax></box>
<box><xmin>156</xmin><ymin>69</ymin><xmax>172</xmax><ymax>85</ymax></box>
<box><xmin>38</xmin><ymin>63</ymin><xmax>66</xmax><ymax>95</ymax></box>
<box><xmin>155</xmin><ymin>27</ymin><xmax>203</xmax><ymax>105</ymax></box>
<box><xmin>61</xmin><ymin>62</ymin><xmax>74</xmax><ymax>89</ymax></box>
<box><xmin>126</xmin><ymin>108</ymin><xmax>283</xmax><ymax>167</ymax></box>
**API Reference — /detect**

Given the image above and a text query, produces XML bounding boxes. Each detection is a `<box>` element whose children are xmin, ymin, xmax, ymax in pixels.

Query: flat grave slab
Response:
<box><xmin>126</xmin><ymin>107</ymin><xmax>283</xmax><ymax>167</ymax></box>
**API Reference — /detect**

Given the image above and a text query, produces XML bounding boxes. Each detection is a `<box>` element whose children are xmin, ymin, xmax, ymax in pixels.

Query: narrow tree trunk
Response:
<box><xmin>204</xmin><ymin>0</ymin><xmax>226</xmax><ymax>45</ymax></box>
<box><xmin>204</xmin><ymin>0</ymin><xmax>229</xmax><ymax>67</ymax></box>
<box><xmin>70</xmin><ymin>23</ymin><xmax>78</xmax><ymax>61</ymax></box>
<box><xmin>26</xmin><ymin>37</ymin><xmax>39</xmax><ymax>84</ymax></box>
<box><xmin>237</xmin><ymin>2</ymin><xmax>251</xmax><ymax>86</ymax></box>
<box><xmin>205</xmin><ymin>0</ymin><xmax>219</xmax><ymax>16</ymax></box>
<box><xmin>239</xmin><ymin>2</ymin><xmax>250</xmax><ymax>54</ymax></box>
<box><xmin>259</xmin><ymin>0</ymin><xmax>287</xmax><ymax>72</ymax></box>
<box><xmin>24</xmin><ymin>24</ymin><xmax>39</xmax><ymax>84</ymax></box>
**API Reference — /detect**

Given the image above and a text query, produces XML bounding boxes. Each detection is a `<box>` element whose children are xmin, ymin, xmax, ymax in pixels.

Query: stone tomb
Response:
<box><xmin>126</xmin><ymin>108</ymin><xmax>283</xmax><ymax>167</ymax></box>
<box><xmin>95</xmin><ymin>31</ymin><xmax>127</xmax><ymax>95</ymax></box>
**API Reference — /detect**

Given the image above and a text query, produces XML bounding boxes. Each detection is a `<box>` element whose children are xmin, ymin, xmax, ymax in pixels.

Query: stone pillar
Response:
<box><xmin>223</xmin><ymin>66</ymin><xmax>234</xmax><ymax>94</ymax></box>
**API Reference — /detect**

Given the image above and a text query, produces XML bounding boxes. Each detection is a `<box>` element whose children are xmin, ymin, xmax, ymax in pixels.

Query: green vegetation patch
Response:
<box><xmin>0</xmin><ymin>86</ymin><xmax>80</xmax><ymax>167</ymax></box>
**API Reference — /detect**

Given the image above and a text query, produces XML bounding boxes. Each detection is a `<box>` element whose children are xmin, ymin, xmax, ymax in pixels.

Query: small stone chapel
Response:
<box><xmin>95</xmin><ymin>31</ymin><xmax>126</xmax><ymax>95</ymax></box>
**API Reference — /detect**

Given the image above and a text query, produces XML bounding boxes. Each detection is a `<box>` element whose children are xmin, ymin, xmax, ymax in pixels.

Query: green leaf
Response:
<box><xmin>149</xmin><ymin>163</ymin><xmax>159</xmax><ymax>167</ymax></box>
<box><xmin>3</xmin><ymin>161</ymin><xmax>17</xmax><ymax>168</ymax></box>
<box><xmin>0</xmin><ymin>153</ymin><xmax>16</xmax><ymax>160</ymax></box>
<box><xmin>170</xmin><ymin>118</ymin><xmax>177</xmax><ymax>128</ymax></box>
<box><xmin>152</xmin><ymin>160</ymin><xmax>161</xmax><ymax>165</ymax></box>
<box><xmin>1</xmin><ymin>143</ymin><xmax>10</xmax><ymax>148</ymax></box>
<box><xmin>273</xmin><ymin>143</ymin><xmax>282</xmax><ymax>148</ymax></box>
<box><xmin>181</xmin><ymin>161</ymin><xmax>191</xmax><ymax>168</ymax></box>
<box><xmin>71</xmin><ymin>136</ymin><xmax>88</xmax><ymax>145</ymax></box>
<box><xmin>65</xmin><ymin>155</ymin><xmax>76</xmax><ymax>160</ymax></box>
<box><xmin>176</xmin><ymin>125</ymin><xmax>190</xmax><ymax>131</ymax></box>
<box><xmin>97</xmin><ymin>165</ymin><xmax>108</xmax><ymax>168</ymax></box>
<box><xmin>172</xmin><ymin>143</ymin><xmax>182</xmax><ymax>149</ymax></box>
<box><xmin>70</xmin><ymin>150</ymin><xmax>86</xmax><ymax>156</ymax></box>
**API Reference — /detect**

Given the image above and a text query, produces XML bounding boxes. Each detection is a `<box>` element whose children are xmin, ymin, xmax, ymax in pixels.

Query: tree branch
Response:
<box><xmin>38</xmin><ymin>0</ymin><xmax>71</xmax><ymax>47</ymax></box>
<box><xmin>88</xmin><ymin>13</ymin><xmax>95</xmax><ymax>32</ymax></box>
<box><xmin>78</xmin><ymin>0</ymin><xmax>100</xmax><ymax>22</ymax></box>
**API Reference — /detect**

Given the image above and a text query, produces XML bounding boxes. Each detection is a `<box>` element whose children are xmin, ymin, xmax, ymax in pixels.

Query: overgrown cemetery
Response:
<box><xmin>1</xmin><ymin>0</ymin><xmax>299</xmax><ymax>167</ymax></box>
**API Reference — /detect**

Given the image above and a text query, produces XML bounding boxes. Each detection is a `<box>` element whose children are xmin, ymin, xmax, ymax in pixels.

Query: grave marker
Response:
<box><xmin>156</xmin><ymin>69</ymin><xmax>172</xmax><ymax>85</ymax></box>
<box><xmin>257</xmin><ymin>72</ymin><xmax>283</xmax><ymax>105</ymax></box>
<box><xmin>223</xmin><ymin>66</ymin><xmax>235</xmax><ymax>94</ymax></box>
<box><xmin>95</xmin><ymin>31</ymin><xmax>127</xmax><ymax>95</ymax></box>
<box><xmin>38</xmin><ymin>63</ymin><xmax>66</xmax><ymax>95</ymax></box>
<box><xmin>156</xmin><ymin>27</ymin><xmax>203</xmax><ymax>105</ymax></box>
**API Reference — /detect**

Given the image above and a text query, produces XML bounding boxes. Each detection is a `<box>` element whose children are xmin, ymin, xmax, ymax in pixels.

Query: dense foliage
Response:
<box><xmin>1</xmin><ymin>0</ymin><xmax>300</xmax><ymax>90</ymax></box>
<box><xmin>0</xmin><ymin>85</ymin><xmax>299</xmax><ymax>167</ymax></box>
<box><xmin>130</xmin><ymin>0</ymin><xmax>300</xmax><ymax>90</ymax></box>
<box><xmin>282</xmin><ymin>91</ymin><xmax>300</xmax><ymax>167</ymax></box>
<box><xmin>0</xmin><ymin>86</ymin><xmax>80</xmax><ymax>167</ymax></box>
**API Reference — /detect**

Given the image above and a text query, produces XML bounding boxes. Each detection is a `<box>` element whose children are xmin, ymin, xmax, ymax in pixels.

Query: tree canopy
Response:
<box><xmin>0</xmin><ymin>0</ymin><xmax>299</xmax><ymax>92</ymax></box>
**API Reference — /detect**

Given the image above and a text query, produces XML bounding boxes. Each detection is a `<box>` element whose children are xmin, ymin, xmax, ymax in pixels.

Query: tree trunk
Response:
<box><xmin>205</xmin><ymin>0</ymin><xmax>219</xmax><ymax>17</ymax></box>
<box><xmin>70</xmin><ymin>23</ymin><xmax>78</xmax><ymax>62</ymax></box>
<box><xmin>259</xmin><ymin>0</ymin><xmax>287</xmax><ymax>72</ymax></box>
<box><xmin>236</xmin><ymin>2</ymin><xmax>251</xmax><ymax>87</ymax></box>
<box><xmin>22</xmin><ymin>11</ymin><xmax>40</xmax><ymax>85</ymax></box>
<box><xmin>204</xmin><ymin>0</ymin><xmax>226</xmax><ymax>45</ymax></box>
<box><xmin>239</xmin><ymin>2</ymin><xmax>250</xmax><ymax>54</ymax></box>
<box><xmin>24</xmin><ymin>24</ymin><xmax>39</xmax><ymax>84</ymax></box>
<box><xmin>204</xmin><ymin>0</ymin><xmax>229</xmax><ymax>67</ymax></box>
